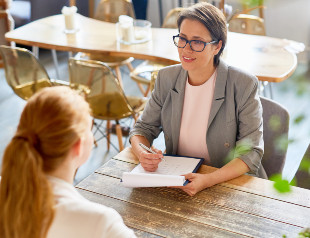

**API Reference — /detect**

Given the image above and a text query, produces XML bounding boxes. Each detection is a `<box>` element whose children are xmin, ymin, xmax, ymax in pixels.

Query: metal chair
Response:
<box><xmin>294</xmin><ymin>144</ymin><xmax>310</xmax><ymax>189</ymax></box>
<box><xmin>68</xmin><ymin>58</ymin><xmax>147</xmax><ymax>151</ymax></box>
<box><xmin>0</xmin><ymin>45</ymin><xmax>68</xmax><ymax>100</ymax></box>
<box><xmin>260</xmin><ymin>96</ymin><xmax>289</xmax><ymax>178</ymax></box>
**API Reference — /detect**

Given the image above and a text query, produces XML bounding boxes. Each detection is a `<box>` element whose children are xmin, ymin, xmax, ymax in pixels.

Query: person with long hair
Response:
<box><xmin>0</xmin><ymin>86</ymin><xmax>135</xmax><ymax>238</ymax></box>
<box><xmin>129</xmin><ymin>2</ymin><xmax>265</xmax><ymax>196</ymax></box>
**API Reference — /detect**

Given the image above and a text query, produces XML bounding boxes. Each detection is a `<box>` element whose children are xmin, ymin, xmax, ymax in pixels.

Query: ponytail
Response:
<box><xmin>0</xmin><ymin>86</ymin><xmax>90</xmax><ymax>238</ymax></box>
<box><xmin>0</xmin><ymin>135</ymin><xmax>54</xmax><ymax>238</ymax></box>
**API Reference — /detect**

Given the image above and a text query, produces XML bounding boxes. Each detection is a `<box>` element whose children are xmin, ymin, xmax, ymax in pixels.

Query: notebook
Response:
<box><xmin>121</xmin><ymin>155</ymin><xmax>203</xmax><ymax>187</ymax></box>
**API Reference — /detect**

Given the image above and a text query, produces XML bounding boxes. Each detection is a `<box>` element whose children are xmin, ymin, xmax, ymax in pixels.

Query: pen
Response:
<box><xmin>139</xmin><ymin>143</ymin><xmax>165</xmax><ymax>161</ymax></box>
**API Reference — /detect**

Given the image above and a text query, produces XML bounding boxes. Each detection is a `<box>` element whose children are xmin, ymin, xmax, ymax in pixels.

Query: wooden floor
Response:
<box><xmin>0</xmin><ymin>49</ymin><xmax>309</xmax><ymax>185</ymax></box>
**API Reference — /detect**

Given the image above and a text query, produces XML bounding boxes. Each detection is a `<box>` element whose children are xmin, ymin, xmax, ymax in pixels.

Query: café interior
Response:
<box><xmin>0</xmin><ymin>0</ymin><xmax>310</xmax><ymax>237</ymax></box>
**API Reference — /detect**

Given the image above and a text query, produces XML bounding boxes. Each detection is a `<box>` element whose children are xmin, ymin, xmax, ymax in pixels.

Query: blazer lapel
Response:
<box><xmin>171</xmin><ymin>69</ymin><xmax>187</xmax><ymax>154</ymax></box>
<box><xmin>208</xmin><ymin>60</ymin><xmax>228</xmax><ymax>129</ymax></box>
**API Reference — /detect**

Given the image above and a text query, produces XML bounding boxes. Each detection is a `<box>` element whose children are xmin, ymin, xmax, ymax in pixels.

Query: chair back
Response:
<box><xmin>260</xmin><ymin>96</ymin><xmax>289</xmax><ymax>177</ymax></box>
<box><xmin>162</xmin><ymin>7</ymin><xmax>183</xmax><ymax>28</ymax></box>
<box><xmin>94</xmin><ymin>0</ymin><xmax>135</xmax><ymax>23</ymax></box>
<box><xmin>295</xmin><ymin>144</ymin><xmax>310</xmax><ymax>189</ymax></box>
<box><xmin>228</xmin><ymin>14</ymin><xmax>266</xmax><ymax>36</ymax></box>
<box><xmin>68</xmin><ymin>58</ymin><xmax>135</xmax><ymax>120</ymax></box>
<box><xmin>0</xmin><ymin>45</ymin><xmax>52</xmax><ymax>100</ymax></box>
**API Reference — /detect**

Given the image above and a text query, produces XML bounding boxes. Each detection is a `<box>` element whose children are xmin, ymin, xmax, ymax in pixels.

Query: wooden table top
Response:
<box><xmin>76</xmin><ymin>147</ymin><xmax>310</xmax><ymax>237</ymax></box>
<box><xmin>5</xmin><ymin>14</ymin><xmax>301</xmax><ymax>82</ymax></box>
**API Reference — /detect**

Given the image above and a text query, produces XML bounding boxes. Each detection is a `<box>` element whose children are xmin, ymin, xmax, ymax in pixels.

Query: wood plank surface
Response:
<box><xmin>115</xmin><ymin>148</ymin><xmax>310</xmax><ymax>207</ymax></box>
<box><xmin>76</xmin><ymin>160</ymin><xmax>308</xmax><ymax>237</ymax></box>
<box><xmin>78</xmin><ymin>188</ymin><xmax>248</xmax><ymax>238</ymax></box>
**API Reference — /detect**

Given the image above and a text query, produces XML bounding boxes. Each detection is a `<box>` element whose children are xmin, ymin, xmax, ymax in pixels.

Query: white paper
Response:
<box><xmin>121</xmin><ymin>155</ymin><xmax>202</xmax><ymax>187</ymax></box>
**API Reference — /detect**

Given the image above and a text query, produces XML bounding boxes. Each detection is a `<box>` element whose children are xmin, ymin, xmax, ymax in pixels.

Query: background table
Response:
<box><xmin>5</xmin><ymin>14</ymin><xmax>301</xmax><ymax>83</ymax></box>
<box><xmin>76</xmin><ymin>147</ymin><xmax>310</xmax><ymax>237</ymax></box>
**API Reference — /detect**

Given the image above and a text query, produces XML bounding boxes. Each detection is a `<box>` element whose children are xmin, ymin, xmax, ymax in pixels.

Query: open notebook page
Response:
<box><xmin>121</xmin><ymin>155</ymin><xmax>203</xmax><ymax>187</ymax></box>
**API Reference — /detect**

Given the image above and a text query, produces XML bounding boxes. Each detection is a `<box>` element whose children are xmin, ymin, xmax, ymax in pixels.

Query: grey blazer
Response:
<box><xmin>130</xmin><ymin>60</ymin><xmax>266</xmax><ymax>177</ymax></box>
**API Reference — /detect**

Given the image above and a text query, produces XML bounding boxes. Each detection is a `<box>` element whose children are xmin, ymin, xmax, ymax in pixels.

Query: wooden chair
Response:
<box><xmin>68</xmin><ymin>58</ymin><xmax>147</xmax><ymax>151</ymax></box>
<box><xmin>294</xmin><ymin>144</ymin><xmax>310</xmax><ymax>189</ymax></box>
<box><xmin>260</xmin><ymin>96</ymin><xmax>289</xmax><ymax>178</ymax></box>
<box><xmin>0</xmin><ymin>45</ymin><xmax>68</xmax><ymax>100</ymax></box>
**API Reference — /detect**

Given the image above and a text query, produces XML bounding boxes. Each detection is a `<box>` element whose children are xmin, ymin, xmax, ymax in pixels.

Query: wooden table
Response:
<box><xmin>5</xmin><ymin>14</ymin><xmax>302</xmax><ymax>83</ymax></box>
<box><xmin>76</xmin><ymin>147</ymin><xmax>310</xmax><ymax>237</ymax></box>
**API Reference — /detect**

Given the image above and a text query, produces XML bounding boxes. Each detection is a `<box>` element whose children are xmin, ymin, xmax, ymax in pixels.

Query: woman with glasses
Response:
<box><xmin>129</xmin><ymin>2</ymin><xmax>265</xmax><ymax>196</ymax></box>
<box><xmin>0</xmin><ymin>87</ymin><xmax>135</xmax><ymax>238</ymax></box>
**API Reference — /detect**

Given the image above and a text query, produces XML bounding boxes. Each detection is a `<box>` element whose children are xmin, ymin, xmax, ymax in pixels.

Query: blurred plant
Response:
<box><xmin>298</xmin><ymin>228</ymin><xmax>310</xmax><ymax>238</ymax></box>
<box><xmin>224</xmin><ymin>139</ymin><xmax>252</xmax><ymax>163</ymax></box>
<box><xmin>270</xmin><ymin>174</ymin><xmax>296</xmax><ymax>193</ymax></box>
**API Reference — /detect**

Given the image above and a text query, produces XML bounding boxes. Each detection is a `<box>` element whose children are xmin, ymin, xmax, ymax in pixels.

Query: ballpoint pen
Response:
<box><xmin>139</xmin><ymin>143</ymin><xmax>165</xmax><ymax>161</ymax></box>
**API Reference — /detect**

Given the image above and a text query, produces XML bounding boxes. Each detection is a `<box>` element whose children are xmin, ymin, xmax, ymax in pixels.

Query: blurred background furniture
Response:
<box><xmin>129</xmin><ymin>7</ymin><xmax>182</xmax><ymax>96</ymax></box>
<box><xmin>294</xmin><ymin>144</ymin><xmax>310</xmax><ymax>189</ymax></box>
<box><xmin>0</xmin><ymin>45</ymin><xmax>67</xmax><ymax>100</ymax></box>
<box><xmin>0</xmin><ymin>0</ymin><xmax>14</xmax><ymax>67</ymax></box>
<box><xmin>10</xmin><ymin>0</ymin><xmax>89</xmax><ymax>28</ymax></box>
<box><xmin>260</xmin><ymin>96</ymin><xmax>289</xmax><ymax>178</ymax></box>
<box><xmin>68</xmin><ymin>58</ymin><xmax>147</xmax><ymax>151</ymax></box>
<box><xmin>81</xmin><ymin>0</ymin><xmax>136</xmax><ymax>90</ymax></box>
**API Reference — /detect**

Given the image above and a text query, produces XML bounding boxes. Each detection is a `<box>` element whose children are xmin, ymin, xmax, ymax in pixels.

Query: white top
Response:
<box><xmin>47</xmin><ymin>176</ymin><xmax>136</xmax><ymax>238</ymax></box>
<box><xmin>177</xmin><ymin>71</ymin><xmax>217</xmax><ymax>164</ymax></box>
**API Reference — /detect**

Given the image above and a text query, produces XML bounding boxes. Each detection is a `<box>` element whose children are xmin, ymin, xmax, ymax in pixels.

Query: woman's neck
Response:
<box><xmin>188</xmin><ymin>65</ymin><xmax>216</xmax><ymax>86</ymax></box>
<box><xmin>46</xmin><ymin>157</ymin><xmax>77</xmax><ymax>184</ymax></box>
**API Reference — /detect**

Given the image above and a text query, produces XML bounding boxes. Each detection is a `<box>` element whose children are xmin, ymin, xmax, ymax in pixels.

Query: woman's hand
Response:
<box><xmin>138</xmin><ymin>147</ymin><xmax>163</xmax><ymax>171</ymax></box>
<box><xmin>176</xmin><ymin>173</ymin><xmax>213</xmax><ymax>196</ymax></box>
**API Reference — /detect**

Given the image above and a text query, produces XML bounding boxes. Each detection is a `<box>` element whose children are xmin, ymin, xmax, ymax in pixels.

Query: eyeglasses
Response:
<box><xmin>173</xmin><ymin>35</ymin><xmax>218</xmax><ymax>52</ymax></box>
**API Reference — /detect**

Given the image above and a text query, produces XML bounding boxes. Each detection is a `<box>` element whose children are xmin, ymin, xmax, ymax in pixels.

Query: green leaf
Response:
<box><xmin>300</xmin><ymin>160</ymin><xmax>310</xmax><ymax>172</ymax></box>
<box><xmin>294</xmin><ymin>114</ymin><xmax>305</xmax><ymax>125</ymax></box>
<box><xmin>298</xmin><ymin>228</ymin><xmax>310</xmax><ymax>238</ymax></box>
<box><xmin>270</xmin><ymin>174</ymin><xmax>292</xmax><ymax>193</ymax></box>
<box><xmin>268</xmin><ymin>115</ymin><xmax>281</xmax><ymax>131</ymax></box>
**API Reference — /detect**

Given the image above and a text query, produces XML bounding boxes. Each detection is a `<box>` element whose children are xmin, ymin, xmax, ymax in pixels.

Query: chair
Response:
<box><xmin>129</xmin><ymin>7</ymin><xmax>182</xmax><ymax>96</ymax></box>
<box><xmin>82</xmin><ymin>0</ymin><xmax>135</xmax><ymax>88</ymax></box>
<box><xmin>0</xmin><ymin>45</ymin><xmax>68</xmax><ymax>100</ymax></box>
<box><xmin>260</xmin><ymin>96</ymin><xmax>289</xmax><ymax>178</ymax></box>
<box><xmin>161</xmin><ymin>7</ymin><xmax>183</xmax><ymax>29</ymax></box>
<box><xmin>228</xmin><ymin>14</ymin><xmax>265</xmax><ymax>36</ymax></box>
<box><xmin>294</xmin><ymin>144</ymin><xmax>310</xmax><ymax>189</ymax></box>
<box><xmin>0</xmin><ymin>0</ymin><xmax>14</xmax><ymax>68</ymax></box>
<box><xmin>68</xmin><ymin>58</ymin><xmax>147</xmax><ymax>151</ymax></box>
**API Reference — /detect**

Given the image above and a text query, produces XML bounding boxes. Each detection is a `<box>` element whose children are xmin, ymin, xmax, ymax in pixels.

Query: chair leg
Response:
<box><xmin>126</xmin><ymin>62</ymin><xmax>134</xmax><ymax>72</ymax></box>
<box><xmin>114</xmin><ymin>66</ymin><xmax>124</xmax><ymax>88</ymax></box>
<box><xmin>106</xmin><ymin>120</ymin><xmax>111</xmax><ymax>151</ymax></box>
<box><xmin>269</xmin><ymin>83</ymin><xmax>274</xmax><ymax>99</ymax></box>
<box><xmin>115</xmin><ymin>122</ymin><xmax>124</xmax><ymax>151</ymax></box>
<box><xmin>51</xmin><ymin>49</ymin><xmax>61</xmax><ymax>79</ymax></box>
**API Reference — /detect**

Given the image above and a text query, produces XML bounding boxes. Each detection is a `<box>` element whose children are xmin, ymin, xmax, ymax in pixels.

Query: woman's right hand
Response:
<box><xmin>131</xmin><ymin>135</ymin><xmax>164</xmax><ymax>172</ymax></box>
<box><xmin>138</xmin><ymin>146</ymin><xmax>163</xmax><ymax>172</ymax></box>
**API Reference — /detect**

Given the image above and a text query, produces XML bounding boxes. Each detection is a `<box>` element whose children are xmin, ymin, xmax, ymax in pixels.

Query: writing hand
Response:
<box><xmin>138</xmin><ymin>146</ymin><xmax>163</xmax><ymax>172</ymax></box>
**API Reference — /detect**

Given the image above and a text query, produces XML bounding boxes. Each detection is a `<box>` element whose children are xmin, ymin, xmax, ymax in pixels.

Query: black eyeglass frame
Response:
<box><xmin>173</xmin><ymin>34</ymin><xmax>218</xmax><ymax>52</ymax></box>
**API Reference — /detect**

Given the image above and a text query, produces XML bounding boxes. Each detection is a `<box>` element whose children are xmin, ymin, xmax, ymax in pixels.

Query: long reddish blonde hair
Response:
<box><xmin>0</xmin><ymin>86</ymin><xmax>90</xmax><ymax>238</ymax></box>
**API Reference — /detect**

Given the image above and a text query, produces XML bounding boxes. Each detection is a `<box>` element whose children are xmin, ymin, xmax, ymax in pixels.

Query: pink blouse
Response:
<box><xmin>177</xmin><ymin>70</ymin><xmax>217</xmax><ymax>164</ymax></box>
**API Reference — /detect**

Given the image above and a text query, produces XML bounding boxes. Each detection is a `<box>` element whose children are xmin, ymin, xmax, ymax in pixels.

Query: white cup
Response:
<box><xmin>62</xmin><ymin>6</ymin><xmax>78</xmax><ymax>34</ymax></box>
